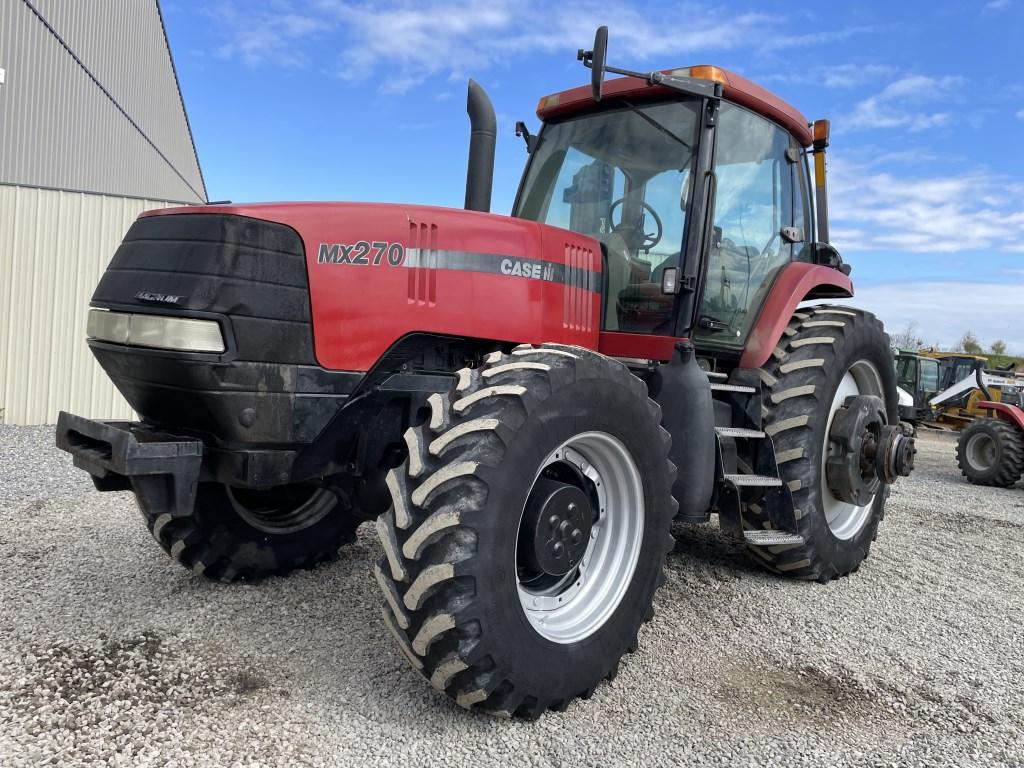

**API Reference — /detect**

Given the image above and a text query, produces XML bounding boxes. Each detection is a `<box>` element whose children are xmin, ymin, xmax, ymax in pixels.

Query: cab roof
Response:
<box><xmin>536</xmin><ymin>66</ymin><xmax>813</xmax><ymax>147</ymax></box>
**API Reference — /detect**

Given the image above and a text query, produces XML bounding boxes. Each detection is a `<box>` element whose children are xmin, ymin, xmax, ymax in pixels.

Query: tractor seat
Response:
<box><xmin>601</xmin><ymin>231</ymin><xmax>640</xmax><ymax>331</ymax></box>
<box><xmin>601</xmin><ymin>233</ymin><xmax>676</xmax><ymax>334</ymax></box>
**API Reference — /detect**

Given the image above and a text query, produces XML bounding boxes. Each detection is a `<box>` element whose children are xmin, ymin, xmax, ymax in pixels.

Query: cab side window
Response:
<box><xmin>696</xmin><ymin>103</ymin><xmax>799</xmax><ymax>345</ymax></box>
<box><xmin>920</xmin><ymin>359</ymin><xmax>940</xmax><ymax>393</ymax></box>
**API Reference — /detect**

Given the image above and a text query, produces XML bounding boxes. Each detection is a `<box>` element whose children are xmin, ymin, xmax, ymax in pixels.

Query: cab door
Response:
<box><xmin>694</xmin><ymin>102</ymin><xmax>807</xmax><ymax>348</ymax></box>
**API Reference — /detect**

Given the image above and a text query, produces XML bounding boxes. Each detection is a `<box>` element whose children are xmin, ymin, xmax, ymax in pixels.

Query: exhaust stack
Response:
<box><xmin>464</xmin><ymin>79</ymin><xmax>496</xmax><ymax>213</ymax></box>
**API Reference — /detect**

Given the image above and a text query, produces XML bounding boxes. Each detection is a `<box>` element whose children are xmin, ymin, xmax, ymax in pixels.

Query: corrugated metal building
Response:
<box><xmin>1</xmin><ymin>0</ymin><xmax>206</xmax><ymax>425</ymax></box>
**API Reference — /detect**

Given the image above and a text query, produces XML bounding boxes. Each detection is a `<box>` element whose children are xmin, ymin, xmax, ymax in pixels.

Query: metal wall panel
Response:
<box><xmin>0</xmin><ymin>0</ymin><xmax>205</xmax><ymax>203</ymax></box>
<box><xmin>0</xmin><ymin>185</ymin><xmax>179</xmax><ymax>425</ymax></box>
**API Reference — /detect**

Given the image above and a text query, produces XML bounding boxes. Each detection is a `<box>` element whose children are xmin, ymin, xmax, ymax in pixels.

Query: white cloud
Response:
<box><xmin>819</xmin><ymin>63</ymin><xmax>895</xmax><ymax>89</ymax></box>
<box><xmin>759</xmin><ymin>63</ymin><xmax>895</xmax><ymax>90</ymax></box>
<box><xmin>829</xmin><ymin>159</ymin><xmax>1024</xmax><ymax>254</ymax></box>
<box><xmin>1017</xmin><ymin>109</ymin><xmax>1024</xmax><ymax>120</ymax></box>
<box><xmin>985</xmin><ymin>0</ymin><xmax>1012</xmax><ymax>10</ymax></box>
<box><xmin>865</xmin><ymin>148</ymin><xmax>944</xmax><ymax>165</ymax></box>
<box><xmin>206</xmin><ymin>1</ymin><xmax>869</xmax><ymax>93</ymax></box>
<box><xmin>756</xmin><ymin>25</ymin><xmax>876</xmax><ymax>53</ymax></box>
<box><xmin>843</xmin><ymin>75</ymin><xmax>965</xmax><ymax>132</ymax></box>
<box><xmin>205</xmin><ymin>4</ymin><xmax>325</xmax><ymax>67</ymax></box>
<box><xmin>850</xmin><ymin>281</ymin><xmax>1023</xmax><ymax>354</ymax></box>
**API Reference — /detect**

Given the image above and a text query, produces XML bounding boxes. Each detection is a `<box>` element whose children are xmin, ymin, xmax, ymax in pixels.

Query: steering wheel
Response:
<box><xmin>609</xmin><ymin>198</ymin><xmax>663</xmax><ymax>251</ymax></box>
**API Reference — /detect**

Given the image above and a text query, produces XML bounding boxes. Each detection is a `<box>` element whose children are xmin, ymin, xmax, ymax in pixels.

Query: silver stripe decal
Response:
<box><xmin>403</xmin><ymin>248</ymin><xmax>601</xmax><ymax>293</ymax></box>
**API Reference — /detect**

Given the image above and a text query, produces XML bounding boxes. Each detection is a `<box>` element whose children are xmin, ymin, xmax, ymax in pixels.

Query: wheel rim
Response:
<box><xmin>516</xmin><ymin>432</ymin><xmax>645</xmax><ymax>644</ymax></box>
<box><xmin>965</xmin><ymin>432</ymin><xmax>997</xmax><ymax>472</ymax></box>
<box><xmin>226</xmin><ymin>484</ymin><xmax>336</xmax><ymax>534</ymax></box>
<box><xmin>822</xmin><ymin>360</ymin><xmax>885</xmax><ymax>540</ymax></box>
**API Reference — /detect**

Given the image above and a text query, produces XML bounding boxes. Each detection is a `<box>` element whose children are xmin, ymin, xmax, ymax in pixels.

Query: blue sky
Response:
<box><xmin>162</xmin><ymin>0</ymin><xmax>1024</xmax><ymax>352</ymax></box>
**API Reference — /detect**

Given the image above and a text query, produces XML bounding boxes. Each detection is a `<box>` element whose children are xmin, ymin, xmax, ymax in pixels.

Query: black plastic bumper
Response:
<box><xmin>56</xmin><ymin>412</ymin><xmax>203</xmax><ymax>517</ymax></box>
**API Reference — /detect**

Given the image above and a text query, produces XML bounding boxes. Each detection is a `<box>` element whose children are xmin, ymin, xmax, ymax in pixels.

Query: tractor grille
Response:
<box><xmin>91</xmin><ymin>213</ymin><xmax>314</xmax><ymax>364</ymax></box>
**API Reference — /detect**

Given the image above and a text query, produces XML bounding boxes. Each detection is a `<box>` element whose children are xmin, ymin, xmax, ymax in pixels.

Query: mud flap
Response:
<box><xmin>56</xmin><ymin>411</ymin><xmax>203</xmax><ymax>518</ymax></box>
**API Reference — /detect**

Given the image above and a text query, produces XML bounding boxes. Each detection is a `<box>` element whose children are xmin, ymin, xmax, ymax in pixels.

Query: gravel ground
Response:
<box><xmin>1</xmin><ymin>425</ymin><xmax>1022</xmax><ymax>767</ymax></box>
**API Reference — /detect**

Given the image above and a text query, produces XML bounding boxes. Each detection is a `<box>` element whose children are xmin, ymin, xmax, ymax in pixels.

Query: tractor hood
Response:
<box><xmin>140</xmin><ymin>202</ymin><xmax>603</xmax><ymax>371</ymax></box>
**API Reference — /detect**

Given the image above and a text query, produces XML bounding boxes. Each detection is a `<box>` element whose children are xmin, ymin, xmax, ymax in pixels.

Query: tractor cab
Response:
<box><xmin>514</xmin><ymin>41</ymin><xmax>844</xmax><ymax>365</ymax></box>
<box><xmin>514</xmin><ymin>97</ymin><xmax>699</xmax><ymax>334</ymax></box>
<box><xmin>930</xmin><ymin>352</ymin><xmax>989</xmax><ymax>393</ymax></box>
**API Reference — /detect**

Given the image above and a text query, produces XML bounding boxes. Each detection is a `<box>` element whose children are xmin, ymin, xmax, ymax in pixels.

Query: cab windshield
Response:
<box><xmin>514</xmin><ymin>99</ymin><xmax>701</xmax><ymax>333</ymax></box>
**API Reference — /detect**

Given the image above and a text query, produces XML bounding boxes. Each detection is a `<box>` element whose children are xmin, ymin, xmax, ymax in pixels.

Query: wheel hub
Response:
<box><xmin>520</xmin><ymin>478</ymin><xmax>593</xmax><ymax>577</ymax></box>
<box><xmin>826</xmin><ymin>394</ymin><xmax>916</xmax><ymax>506</ymax></box>
<box><xmin>515</xmin><ymin>432</ymin><xmax>645</xmax><ymax>644</ymax></box>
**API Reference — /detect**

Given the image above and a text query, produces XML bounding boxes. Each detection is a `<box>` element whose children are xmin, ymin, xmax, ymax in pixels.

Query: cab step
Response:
<box><xmin>710</xmin><ymin>382</ymin><xmax>757</xmax><ymax>394</ymax></box>
<box><xmin>724</xmin><ymin>473</ymin><xmax>783</xmax><ymax>487</ymax></box>
<box><xmin>743</xmin><ymin>530</ymin><xmax>804</xmax><ymax>546</ymax></box>
<box><xmin>715</xmin><ymin>426</ymin><xmax>765</xmax><ymax>439</ymax></box>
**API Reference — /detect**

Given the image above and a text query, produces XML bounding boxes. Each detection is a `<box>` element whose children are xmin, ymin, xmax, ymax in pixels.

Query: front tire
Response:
<box><xmin>956</xmin><ymin>418</ymin><xmax>1024</xmax><ymax>487</ymax></box>
<box><xmin>137</xmin><ymin>482</ymin><xmax>361</xmax><ymax>581</ymax></box>
<box><xmin>744</xmin><ymin>305</ymin><xmax>898</xmax><ymax>582</ymax></box>
<box><xmin>373</xmin><ymin>344</ymin><xmax>676</xmax><ymax>717</ymax></box>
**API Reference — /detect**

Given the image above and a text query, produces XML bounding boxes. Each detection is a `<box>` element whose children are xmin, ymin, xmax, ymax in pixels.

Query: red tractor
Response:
<box><xmin>956</xmin><ymin>370</ymin><xmax>1024</xmax><ymax>487</ymax></box>
<box><xmin>57</xmin><ymin>28</ymin><xmax>915</xmax><ymax>717</ymax></box>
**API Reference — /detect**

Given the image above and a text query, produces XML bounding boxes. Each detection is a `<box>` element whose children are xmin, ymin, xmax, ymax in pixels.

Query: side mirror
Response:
<box><xmin>590</xmin><ymin>26</ymin><xmax>608</xmax><ymax>101</ymax></box>
<box><xmin>578</xmin><ymin>26</ymin><xmax>609</xmax><ymax>102</ymax></box>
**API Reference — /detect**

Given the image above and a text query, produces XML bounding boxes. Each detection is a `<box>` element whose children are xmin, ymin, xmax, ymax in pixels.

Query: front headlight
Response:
<box><xmin>87</xmin><ymin>309</ymin><xmax>226</xmax><ymax>353</ymax></box>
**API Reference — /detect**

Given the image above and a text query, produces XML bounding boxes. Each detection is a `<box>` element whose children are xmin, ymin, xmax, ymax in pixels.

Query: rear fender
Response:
<box><xmin>979</xmin><ymin>401</ymin><xmax>1024</xmax><ymax>432</ymax></box>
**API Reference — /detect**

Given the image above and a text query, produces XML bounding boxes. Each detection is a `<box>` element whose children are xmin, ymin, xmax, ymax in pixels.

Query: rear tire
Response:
<box><xmin>956</xmin><ymin>418</ymin><xmax>1024</xmax><ymax>487</ymax></box>
<box><xmin>744</xmin><ymin>305</ymin><xmax>898</xmax><ymax>582</ymax></box>
<box><xmin>373</xmin><ymin>344</ymin><xmax>676</xmax><ymax>717</ymax></box>
<box><xmin>137</xmin><ymin>482</ymin><xmax>361</xmax><ymax>581</ymax></box>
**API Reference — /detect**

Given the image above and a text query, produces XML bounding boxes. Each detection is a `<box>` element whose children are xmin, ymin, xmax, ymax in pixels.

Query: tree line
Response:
<box><xmin>890</xmin><ymin>321</ymin><xmax>1010</xmax><ymax>357</ymax></box>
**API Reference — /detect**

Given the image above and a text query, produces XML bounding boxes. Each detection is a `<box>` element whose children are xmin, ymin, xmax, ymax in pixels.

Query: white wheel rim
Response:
<box><xmin>821</xmin><ymin>360</ymin><xmax>885</xmax><ymax>540</ymax></box>
<box><xmin>516</xmin><ymin>431</ymin><xmax>645</xmax><ymax>644</ymax></box>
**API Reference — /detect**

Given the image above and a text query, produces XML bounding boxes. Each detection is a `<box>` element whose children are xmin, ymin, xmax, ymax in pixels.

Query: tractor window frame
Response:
<box><xmin>794</xmin><ymin>148</ymin><xmax>815</xmax><ymax>260</ymax></box>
